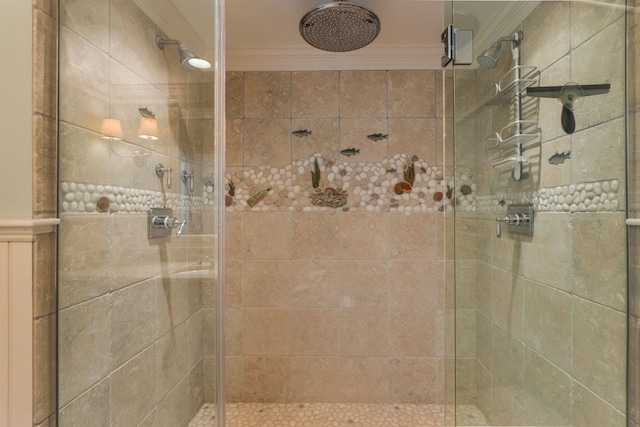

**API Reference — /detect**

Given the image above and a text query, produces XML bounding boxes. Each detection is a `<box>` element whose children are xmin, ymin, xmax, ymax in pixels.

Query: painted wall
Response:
<box><xmin>0</xmin><ymin>0</ymin><xmax>32</xmax><ymax>218</ymax></box>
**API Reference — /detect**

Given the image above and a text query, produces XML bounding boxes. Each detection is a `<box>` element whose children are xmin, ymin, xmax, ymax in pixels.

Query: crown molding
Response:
<box><xmin>472</xmin><ymin>1</ymin><xmax>540</xmax><ymax>53</ymax></box>
<box><xmin>226</xmin><ymin>45</ymin><xmax>444</xmax><ymax>71</ymax></box>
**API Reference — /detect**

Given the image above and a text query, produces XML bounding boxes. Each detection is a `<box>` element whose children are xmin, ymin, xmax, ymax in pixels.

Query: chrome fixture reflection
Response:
<box><xmin>182</xmin><ymin>170</ymin><xmax>194</xmax><ymax>193</ymax></box>
<box><xmin>156</xmin><ymin>163</ymin><xmax>172</xmax><ymax>188</ymax></box>
<box><xmin>156</xmin><ymin>35</ymin><xmax>211</xmax><ymax>70</ymax></box>
<box><xmin>477</xmin><ymin>31</ymin><xmax>523</xmax><ymax>69</ymax></box>
<box><xmin>299</xmin><ymin>1</ymin><xmax>381</xmax><ymax>52</ymax></box>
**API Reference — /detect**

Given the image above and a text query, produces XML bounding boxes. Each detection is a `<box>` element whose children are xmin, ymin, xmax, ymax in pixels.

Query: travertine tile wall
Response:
<box><xmin>454</xmin><ymin>2</ymin><xmax>627</xmax><ymax>426</ymax></box>
<box><xmin>56</xmin><ymin>0</ymin><xmax>216</xmax><ymax>426</ymax></box>
<box><xmin>627</xmin><ymin>0</ymin><xmax>640</xmax><ymax>425</ymax></box>
<box><xmin>224</xmin><ymin>70</ymin><xmax>447</xmax><ymax>404</ymax></box>
<box><xmin>32</xmin><ymin>0</ymin><xmax>58</xmax><ymax>426</ymax></box>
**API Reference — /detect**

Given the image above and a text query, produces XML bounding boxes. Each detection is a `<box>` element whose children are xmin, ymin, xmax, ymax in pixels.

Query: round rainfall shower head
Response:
<box><xmin>299</xmin><ymin>2</ymin><xmax>381</xmax><ymax>52</ymax></box>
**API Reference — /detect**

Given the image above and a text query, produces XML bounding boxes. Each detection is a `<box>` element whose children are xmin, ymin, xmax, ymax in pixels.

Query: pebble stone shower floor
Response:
<box><xmin>188</xmin><ymin>402</ymin><xmax>489</xmax><ymax>427</ymax></box>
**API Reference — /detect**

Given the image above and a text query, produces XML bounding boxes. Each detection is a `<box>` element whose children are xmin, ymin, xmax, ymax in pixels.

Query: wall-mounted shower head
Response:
<box><xmin>299</xmin><ymin>1</ymin><xmax>381</xmax><ymax>52</ymax></box>
<box><xmin>156</xmin><ymin>36</ymin><xmax>211</xmax><ymax>70</ymax></box>
<box><xmin>477</xmin><ymin>41</ymin><xmax>503</xmax><ymax>68</ymax></box>
<box><xmin>476</xmin><ymin>31</ymin><xmax>524</xmax><ymax>68</ymax></box>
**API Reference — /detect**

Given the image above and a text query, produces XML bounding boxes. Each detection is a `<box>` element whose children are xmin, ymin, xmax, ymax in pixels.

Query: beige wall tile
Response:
<box><xmin>339</xmin><ymin>118</ymin><xmax>388</xmax><ymax>163</ymax></box>
<box><xmin>389</xmin><ymin>309</ymin><xmax>441</xmax><ymax>357</ymax></box>
<box><xmin>225</xmin><ymin>308</ymin><xmax>243</xmax><ymax>357</ymax></box>
<box><xmin>242</xmin><ymin>212</ymin><xmax>293</xmax><ymax>259</ymax></box>
<box><xmin>292</xmin><ymin>71</ymin><xmax>339</xmax><ymax>118</ymax></box>
<box><xmin>491</xmin><ymin>268</ymin><xmax>524</xmax><ymax>340</ymax></box>
<box><xmin>389</xmin><ymin>70</ymin><xmax>436</xmax><ymax>118</ymax></box>
<box><xmin>243</xmin><ymin>309</ymin><xmax>291</xmax><ymax>356</ymax></box>
<box><xmin>225</xmin><ymin>356</ymin><xmax>244</xmax><ymax>402</ymax></box>
<box><xmin>58</xmin><ymin>296</ymin><xmax>111</xmax><ymax>406</ymax></box>
<box><xmin>111</xmin><ymin>345</ymin><xmax>157</xmax><ymax>427</ymax></box>
<box><xmin>524</xmin><ymin>280</ymin><xmax>571</xmax><ymax>371</ymax></box>
<box><xmin>340</xmin><ymin>71</ymin><xmax>387</xmax><ymax>118</ymax></box>
<box><xmin>225</xmin><ymin>260</ymin><xmax>243</xmax><ymax>307</ymax></box>
<box><xmin>388</xmin><ymin>118</ymin><xmax>437</xmax><ymax>166</ymax></box>
<box><xmin>523</xmin><ymin>2</ymin><xmax>571</xmax><ymax>72</ymax></box>
<box><xmin>339</xmin><ymin>261</ymin><xmax>389</xmax><ymax>308</ymax></box>
<box><xmin>59</xmin><ymin>27</ymin><xmax>110</xmax><ymax>132</ymax></box>
<box><xmin>33</xmin><ymin>7</ymin><xmax>57</xmax><ymax>119</ymax></box>
<box><xmin>476</xmin><ymin>312</ymin><xmax>492</xmax><ymax>372</ymax></box>
<box><xmin>290</xmin><ymin>357</ymin><xmax>342</xmax><ymax>402</ymax></box>
<box><xmin>188</xmin><ymin>361</ymin><xmax>205</xmax><ymax>418</ymax></box>
<box><xmin>388</xmin><ymin>260</ymin><xmax>439</xmax><ymax>309</ymax></box>
<box><xmin>187</xmin><ymin>311</ymin><xmax>204</xmax><ymax>369</ymax></box>
<box><xmin>243</xmin><ymin>357</ymin><xmax>292</xmax><ymax>402</ymax></box>
<box><xmin>33</xmin><ymin>315</ymin><xmax>56</xmax><ymax>425</ymax></box>
<box><xmin>291</xmin><ymin>309</ymin><xmax>340</xmax><ymax>356</ymax></box>
<box><xmin>571</xmin><ymin>213</ymin><xmax>627</xmax><ymax>311</ymax></box>
<box><xmin>111</xmin><ymin>280</ymin><xmax>157</xmax><ymax>369</ymax></box>
<box><xmin>33</xmin><ymin>232</ymin><xmax>57</xmax><ymax>317</ymax></box>
<box><xmin>226</xmin><ymin>71</ymin><xmax>244</xmax><ymax>118</ymax></box>
<box><xmin>110</xmin><ymin>0</ymin><xmax>161</xmax><ymax>86</ymax></box>
<box><xmin>58</xmin><ymin>379</ymin><xmax>110</xmax><ymax>427</ymax></box>
<box><xmin>571</xmin><ymin>119</ymin><xmax>626</xmax><ymax>185</ymax></box>
<box><xmin>455</xmin><ymin>309</ymin><xmax>476</xmax><ymax>360</ymax></box>
<box><xmin>339</xmin><ymin>357</ymin><xmax>389</xmax><ymax>402</ymax></box>
<box><xmin>492</xmin><ymin>325</ymin><xmax>524</xmax><ymax>405</ymax></box>
<box><xmin>339</xmin><ymin>211</ymin><xmax>388</xmax><ymax>259</ymax></box>
<box><xmin>571</xmin><ymin>0</ymin><xmax>625</xmax><ymax>49</ymax></box>
<box><xmin>571</xmin><ymin>380</ymin><xmax>626</xmax><ymax>427</ymax></box>
<box><xmin>32</xmin><ymin>115</ymin><xmax>58</xmax><ymax>216</ymax></box>
<box><xmin>491</xmin><ymin>384</ymin><xmax>524</xmax><ymax>427</ymax></box>
<box><xmin>291</xmin><ymin>118</ymin><xmax>340</xmax><ymax>160</ymax></box>
<box><xmin>290</xmin><ymin>260</ymin><xmax>342</xmax><ymax>308</ymax></box>
<box><xmin>339</xmin><ymin>308</ymin><xmax>388</xmax><ymax>356</ymax></box>
<box><xmin>61</xmin><ymin>0</ymin><xmax>109</xmax><ymax>50</ymax></box>
<box><xmin>59</xmin><ymin>123</ymin><xmax>110</xmax><ymax>184</ymax></box>
<box><xmin>522</xmin><ymin>347</ymin><xmax>570</xmax><ymax>426</ymax></box>
<box><xmin>573</xmin><ymin>297</ymin><xmax>626</xmax><ymax>412</ymax></box>
<box><xmin>243</xmin><ymin>118</ymin><xmax>291</xmax><ymax>167</ymax></box>
<box><xmin>389</xmin><ymin>212</ymin><xmax>438</xmax><ymax>260</ymax></box>
<box><xmin>571</xmin><ymin>20</ymin><xmax>625</xmax><ymax>132</ymax></box>
<box><xmin>242</xmin><ymin>260</ymin><xmax>291</xmax><ymax>308</ymax></box>
<box><xmin>156</xmin><ymin>322</ymin><xmax>189</xmax><ymax>402</ymax></box>
<box><xmin>156</xmin><ymin>377</ymin><xmax>191</xmax><ymax>427</ymax></box>
<box><xmin>226</xmin><ymin>119</ymin><xmax>244</xmax><ymax>167</ymax></box>
<box><xmin>455</xmin><ymin>359</ymin><xmax>478</xmax><ymax>405</ymax></box>
<box><xmin>157</xmin><ymin>277</ymin><xmax>189</xmax><ymax>337</ymax></box>
<box><xmin>291</xmin><ymin>211</ymin><xmax>343</xmax><ymax>259</ymax></box>
<box><xmin>388</xmin><ymin>358</ymin><xmax>438</xmax><ymax>404</ymax></box>
<box><xmin>225</xmin><ymin>212</ymin><xmax>243</xmax><ymax>260</ymax></box>
<box><xmin>244</xmin><ymin>72</ymin><xmax>291</xmax><ymax>118</ymax></box>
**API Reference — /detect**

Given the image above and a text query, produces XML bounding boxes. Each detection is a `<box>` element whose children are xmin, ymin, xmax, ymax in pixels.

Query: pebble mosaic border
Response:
<box><xmin>60</xmin><ymin>154</ymin><xmax>621</xmax><ymax>215</ymax></box>
<box><xmin>225</xmin><ymin>153</ymin><xmax>459</xmax><ymax>213</ymax></box>
<box><xmin>59</xmin><ymin>181</ymin><xmax>212</xmax><ymax>213</ymax></box>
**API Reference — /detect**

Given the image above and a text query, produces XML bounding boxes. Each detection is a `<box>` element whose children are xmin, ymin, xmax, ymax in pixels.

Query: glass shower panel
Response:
<box><xmin>57</xmin><ymin>1</ymin><xmax>222</xmax><ymax>426</ymax></box>
<box><xmin>452</xmin><ymin>1</ymin><xmax>628</xmax><ymax>426</ymax></box>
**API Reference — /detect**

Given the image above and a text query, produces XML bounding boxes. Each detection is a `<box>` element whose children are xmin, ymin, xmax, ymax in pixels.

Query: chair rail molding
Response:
<box><xmin>0</xmin><ymin>218</ymin><xmax>58</xmax><ymax>427</ymax></box>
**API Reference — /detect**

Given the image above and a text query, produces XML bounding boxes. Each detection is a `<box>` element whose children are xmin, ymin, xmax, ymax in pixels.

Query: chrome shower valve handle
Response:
<box><xmin>495</xmin><ymin>204</ymin><xmax>534</xmax><ymax>238</ymax></box>
<box><xmin>148</xmin><ymin>208</ymin><xmax>187</xmax><ymax>238</ymax></box>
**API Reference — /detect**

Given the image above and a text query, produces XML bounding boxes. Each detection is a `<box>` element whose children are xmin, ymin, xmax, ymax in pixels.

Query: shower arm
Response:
<box><xmin>156</xmin><ymin>36</ymin><xmax>181</xmax><ymax>49</ymax></box>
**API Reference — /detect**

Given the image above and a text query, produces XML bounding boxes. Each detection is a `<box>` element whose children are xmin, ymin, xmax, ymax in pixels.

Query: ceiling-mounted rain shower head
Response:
<box><xmin>476</xmin><ymin>31</ymin><xmax>524</xmax><ymax>68</ymax></box>
<box><xmin>156</xmin><ymin>36</ymin><xmax>211</xmax><ymax>70</ymax></box>
<box><xmin>299</xmin><ymin>1</ymin><xmax>381</xmax><ymax>52</ymax></box>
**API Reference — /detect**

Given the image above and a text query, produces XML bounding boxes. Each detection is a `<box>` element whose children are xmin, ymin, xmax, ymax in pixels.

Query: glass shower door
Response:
<box><xmin>451</xmin><ymin>1</ymin><xmax>628</xmax><ymax>425</ymax></box>
<box><xmin>57</xmin><ymin>0</ymin><xmax>223</xmax><ymax>425</ymax></box>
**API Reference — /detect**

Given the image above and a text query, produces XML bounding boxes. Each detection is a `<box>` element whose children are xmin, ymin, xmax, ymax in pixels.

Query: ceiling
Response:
<box><xmin>136</xmin><ymin>0</ymin><xmax>539</xmax><ymax>71</ymax></box>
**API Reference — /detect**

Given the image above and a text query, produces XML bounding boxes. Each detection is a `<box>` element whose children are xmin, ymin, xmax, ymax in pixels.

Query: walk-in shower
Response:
<box><xmin>53</xmin><ymin>0</ymin><xmax>633</xmax><ymax>426</ymax></box>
